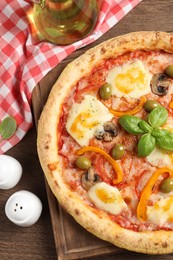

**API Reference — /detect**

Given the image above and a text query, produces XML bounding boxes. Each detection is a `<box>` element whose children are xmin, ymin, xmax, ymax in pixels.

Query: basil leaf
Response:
<box><xmin>0</xmin><ymin>117</ymin><xmax>17</xmax><ymax>140</ymax></box>
<box><xmin>151</xmin><ymin>128</ymin><xmax>173</xmax><ymax>138</ymax></box>
<box><xmin>148</xmin><ymin>106</ymin><xmax>168</xmax><ymax>128</ymax></box>
<box><xmin>119</xmin><ymin>115</ymin><xmax>144</xmax><ymax>135</ymax></box>
<box><xmin>138</xmin><ymin>133</ymin><xmax>155</xmax><ymax>157</ymax></box>
<box><xmin>138</xmin><ymin>121</ymin><xmax>152</xmax><ymax>133</ymax></box>
<box><xmin>155</xmin><ymin>133</ymin><xmax>173</xmax><ymax>150</ymax></box>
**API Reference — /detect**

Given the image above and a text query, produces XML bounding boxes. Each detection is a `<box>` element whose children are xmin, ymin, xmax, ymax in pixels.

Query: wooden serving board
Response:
<box><xmin>32</xmin><ymin>63</ymin><xmax>125</xmax><ymax>260</ymax></box>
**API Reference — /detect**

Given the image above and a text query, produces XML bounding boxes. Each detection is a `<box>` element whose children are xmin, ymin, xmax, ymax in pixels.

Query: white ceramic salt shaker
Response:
<box><xmin>5</xmin><ymin>190</ymin><xmax>42</xmax><ymax>227</ymax></box>
<box><xmin>0</xmin><ymin>155</ymin><xmax>22</xmax><ymax>189</ymax></box>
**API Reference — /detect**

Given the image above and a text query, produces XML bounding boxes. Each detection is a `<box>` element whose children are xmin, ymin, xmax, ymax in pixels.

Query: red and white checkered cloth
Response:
<box><xmin>0</xmin><ymin>0</ymin><xmax>142</xmax><ymax>154</ymax></box>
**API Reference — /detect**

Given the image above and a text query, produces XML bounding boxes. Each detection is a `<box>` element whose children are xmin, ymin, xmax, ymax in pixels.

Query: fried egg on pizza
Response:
<box><xmin>106</xmin><ymin>60</ymin><xmax>152</xmax><ymax>98</ymax></box>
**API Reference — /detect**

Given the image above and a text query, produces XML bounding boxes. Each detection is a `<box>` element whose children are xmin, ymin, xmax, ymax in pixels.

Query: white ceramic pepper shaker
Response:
<box><xmin>5</xmin><ymin>190</ymin><xmax>42</xmax><ymax>227</ymax></box>
<box><xmin>0</xmin><ymin>155</ymin><xmax>22</xmax><ymax>189</ymax></box>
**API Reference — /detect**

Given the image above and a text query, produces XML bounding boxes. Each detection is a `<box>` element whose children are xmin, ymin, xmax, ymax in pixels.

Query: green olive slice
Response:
<box><xmin>165</xmin><ymin>65</ymin><xmax>173</xmax><ymax>78</ymax></box>
<box><xmin>75</xmin><ymin>156</ymin><xmax>91</xmax><ymax>170</ymax></box>
<box><xmin>111</xmin><ymin>144</ymin><xmax>125</xmax><ymax>160</ymax></box>
<box><xmin>160</xmin><ymin>177</ymin><xmax>173</xmax><ymax>193</ymax></box>
<box><xmin>143</xmin><ymin>100</ymin><xmax>160</xmax><ymax>112</ymax></box>
<box><xmin>99</xmin><ymin>83</ymin><xmax>112</xmax><ymax>100</ymax></box>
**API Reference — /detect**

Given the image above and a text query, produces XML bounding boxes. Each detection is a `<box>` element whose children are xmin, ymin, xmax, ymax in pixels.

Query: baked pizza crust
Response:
<box><xmin>37</xmin><ymin>31</ymin><xmax>173</xmax><ymax>254</ymax></box>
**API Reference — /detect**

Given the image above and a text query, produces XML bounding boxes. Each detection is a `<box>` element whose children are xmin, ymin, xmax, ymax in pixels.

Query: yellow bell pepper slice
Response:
<box><xmin>137</xmin><ymin>167</ymin><xmax>173</xmax><ymax>222</ymax></box>
<box><xmin>109</xmin><ymin>96</ymin><xmax>147</xmax><ymax>117</ymax></box>
<box><xmin>76</xmin><ymin>146</ymin><xmax>123</xmax><ymax>184</ymax></box>
<box><xmin>169</xmin><ymin>94</ymin><xmax>173</xmax><ymax>109</ymax></box>
<box><xmin>97</xmin><ymin>93</ymin><xmax>147</xmax><ymax>117</ymax></box>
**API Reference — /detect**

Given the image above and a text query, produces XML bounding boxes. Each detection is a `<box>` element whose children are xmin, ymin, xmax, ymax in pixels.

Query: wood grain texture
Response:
<box><xmin>1</xmin><ymin>0</ymin><xmax>173</xmax><ymax>259</ymax></box>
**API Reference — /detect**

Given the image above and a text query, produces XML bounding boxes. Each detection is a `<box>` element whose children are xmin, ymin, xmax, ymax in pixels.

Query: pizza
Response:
<box><xmin>37</xmin><ymin>31</ymin><xmax>173</xmax><ymax>254</ymax></box>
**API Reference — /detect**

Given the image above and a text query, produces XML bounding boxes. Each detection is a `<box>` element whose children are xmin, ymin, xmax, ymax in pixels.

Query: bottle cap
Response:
<box><xmin>0</xmin><ymin>155</ymin><xmax>22</xmax><ymax>190</ymax></box>
<box><xmin>5</xmin><ymin>190</ymin><xmax>42</xmax><ymax>227</ymax></box>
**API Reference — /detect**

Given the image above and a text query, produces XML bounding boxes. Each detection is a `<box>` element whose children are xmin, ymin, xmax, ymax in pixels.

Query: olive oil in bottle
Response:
<box><xmin>33</xmin><ymin>0</ymin><xmax>98</xmax><ymax>45</ymax></box>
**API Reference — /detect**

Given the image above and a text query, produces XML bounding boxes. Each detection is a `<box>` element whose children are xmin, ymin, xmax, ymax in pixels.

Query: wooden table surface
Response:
<box><xmin>1</xmin><ymin>0</ymin><xmax>173</xmax><ymax>259</ymax></box>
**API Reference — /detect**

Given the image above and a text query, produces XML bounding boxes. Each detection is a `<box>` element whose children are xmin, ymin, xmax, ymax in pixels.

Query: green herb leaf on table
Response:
<box><xmin>0</xmin><ymin>117</ymin><xmax>17</xmax><ymax>141</ymax></box>
<box><xmin>147</xmin><ymin>106</ymin><xmax>168</xmax><ymax>128</ymax></box>
<box><xmin>118</xmin><ymin>115</ymin><xmax>144</xmax><ymax>135</ymax></box>
<box><xmin>138</xmin><ymin>133</ymin><xmax>155</xmax><ymax>157</ymax></box>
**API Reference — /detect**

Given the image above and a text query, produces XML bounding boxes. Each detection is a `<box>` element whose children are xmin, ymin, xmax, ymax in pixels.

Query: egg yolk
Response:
<box><xmin>152</xmin><ymin>196</ymin><xmax>173</xmax><ymax>222</ymax></box>
<box><xmin>162</xmin><ymin>197</ymin><xmax>173</xmax><ymax>212</ymax></box>
<box><xmin>96</xmin><ymin>188</ymin><xmax>117</xmax><ymax>203</ymax></box>
<box><xmin>114</xmin><ymin>67</ymin><xmax>146</xmax><ymax>94</ymax></box>
<box><xmin>70</xmin><ymin>112</ymin><xmax>99</xmax><ymax>139</ymax></box>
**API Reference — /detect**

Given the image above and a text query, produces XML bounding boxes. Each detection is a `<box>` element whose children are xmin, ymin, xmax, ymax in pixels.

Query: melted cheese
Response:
<box><xmin>88</xmin><ymin>182</ymin><xmax>127</xmax><ymax>215</ymax></box>
<box><xmin>146</xmin><ymin>147</ymin><xmax>173</xmax><ymax>168</ymax></box>
<box><xmin>106</xmin><ymin>60</ymin><xmax>152</xmax><ymax>99</ymax></box>
<box><xmin>147</xmin><ymin>196</ymin><xmax>173</xmax><ymax>225</ymax></box>
<box><xmin>66</xmin><ymin>95</ymin><xmax>113</xmax><ymax>146</ymax></box>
